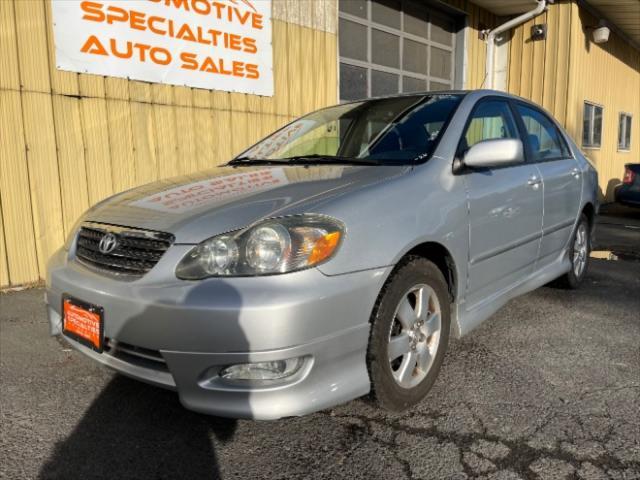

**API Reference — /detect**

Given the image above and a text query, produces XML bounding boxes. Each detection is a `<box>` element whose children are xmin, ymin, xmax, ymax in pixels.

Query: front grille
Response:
<box><xmin>103</xmin><ymin>337</ymin><xmax>169</xmax><ymax>373</ymax></box>
<box><xmin>75</xmin><ymin>223</ymin><xmax>174</xmax><ymax>277</ymax></box>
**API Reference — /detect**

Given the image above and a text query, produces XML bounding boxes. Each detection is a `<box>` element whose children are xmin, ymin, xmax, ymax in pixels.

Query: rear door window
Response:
<box><xmin>516</xmin><ymin>104</ymin><xmax>569</xmax><ymax>161</ymax></box>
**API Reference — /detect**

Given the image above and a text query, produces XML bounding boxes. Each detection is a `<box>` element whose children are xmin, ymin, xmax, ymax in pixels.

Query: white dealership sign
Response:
<box><xmin>51</xmin><ymin>0</ymin><xmax>273</xmax><ymax>96</ymax></box>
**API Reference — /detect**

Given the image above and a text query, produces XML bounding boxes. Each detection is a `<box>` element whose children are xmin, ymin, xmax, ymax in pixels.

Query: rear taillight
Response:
<box><xmin>622</xmin><ymin>167</ymin><xmax>636</xmax><ymax>185</ymax></box>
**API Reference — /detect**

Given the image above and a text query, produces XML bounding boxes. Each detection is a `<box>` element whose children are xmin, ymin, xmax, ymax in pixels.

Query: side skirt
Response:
<box><xmin>451</xmin><ymin>253</ymin><xmax>571</xmax><ymax>338</ymax></box>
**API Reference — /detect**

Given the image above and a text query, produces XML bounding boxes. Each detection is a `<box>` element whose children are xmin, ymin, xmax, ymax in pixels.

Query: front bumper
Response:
<box><xmin>46</xmin><ymin>247</ymin><xmax>391</xmax><ymax>419</ymax></box>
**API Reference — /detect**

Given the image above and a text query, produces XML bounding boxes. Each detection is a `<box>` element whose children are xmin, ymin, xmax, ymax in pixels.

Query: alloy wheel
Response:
<box><xmin>387</xmin><ymin>284</ymin><xmax>442</xmax><ymax>389</ymax></box>
<box><xmin>573</xmin><ymin>222</ymin><xmax>588</xmax><ymax>277</ymax></box>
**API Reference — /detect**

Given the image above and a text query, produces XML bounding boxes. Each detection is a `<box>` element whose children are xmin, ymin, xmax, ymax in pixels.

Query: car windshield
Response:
<box><xmin>233</xmin><ymin>94</ymin><xmax>463</xmax><ymax>166</ymax></box>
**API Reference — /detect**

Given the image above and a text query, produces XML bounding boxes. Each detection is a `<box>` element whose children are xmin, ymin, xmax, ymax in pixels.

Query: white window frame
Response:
<box><xmin>582</xmin><ymin>101</ymin><xmax>603</xmax><ymax>149</ymax></box>
<box><xmin>618</xmin><ymin>112</ymin><xmax>632</xmax><ymax>152</ymax></box>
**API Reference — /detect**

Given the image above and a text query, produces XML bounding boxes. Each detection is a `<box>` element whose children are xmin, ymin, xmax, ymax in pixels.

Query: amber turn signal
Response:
<box><xmin>308</xmin><ymin>231</ymin><xmax>341</xmax><ymax>265</ymax></box>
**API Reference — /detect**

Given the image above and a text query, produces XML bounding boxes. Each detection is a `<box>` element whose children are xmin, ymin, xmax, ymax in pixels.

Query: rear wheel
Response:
<box><xmin>367</xmin><ymin>257</ymin><xmax>450</xmax><ymax>411</ymax></box>
<box><xmin>555</xmin><ymin>213</ymin><xmax>591</xmax><ymax>289</ymax></box>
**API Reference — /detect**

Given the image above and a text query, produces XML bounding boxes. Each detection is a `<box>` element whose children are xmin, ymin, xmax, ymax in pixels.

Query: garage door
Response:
<box><xmin>339</xmin><ymin>0</ymin><xmax>459</xmax><ymax>101</ymax></box>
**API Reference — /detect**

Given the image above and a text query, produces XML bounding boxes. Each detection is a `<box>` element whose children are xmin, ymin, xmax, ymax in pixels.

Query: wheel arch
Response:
<box><xmin>397</xmin><ymin>242</ymin><xmax>458</xmax><ymax>303</ymax></box>
<box><xmin>581</xmin><ymin>202</ymin><xmax>596</xmax><ymax>234</ymax></box>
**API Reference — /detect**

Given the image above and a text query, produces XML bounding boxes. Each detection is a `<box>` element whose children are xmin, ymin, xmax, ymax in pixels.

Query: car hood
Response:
<box><xmin>85</xmin><ymin>164</ymin><xmax>408</xmax><ymax>243</ymax></box>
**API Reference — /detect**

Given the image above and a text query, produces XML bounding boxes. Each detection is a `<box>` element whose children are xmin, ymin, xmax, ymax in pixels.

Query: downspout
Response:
<box><xmin>485</xmin><ymin>0</ymin><xmax>548</xmax><ymax>89</ymax></box>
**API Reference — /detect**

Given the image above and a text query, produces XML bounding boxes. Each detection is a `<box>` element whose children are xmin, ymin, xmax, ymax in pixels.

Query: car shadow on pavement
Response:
<box><xmin>37</xmin><ymin>279</ymin><xmax>253</xmax><ymax>480</ymax></box>
<box><xmin>38</xmin><ymin>374</ymin><xmax>236</xmax><ymax>480</ymax></box>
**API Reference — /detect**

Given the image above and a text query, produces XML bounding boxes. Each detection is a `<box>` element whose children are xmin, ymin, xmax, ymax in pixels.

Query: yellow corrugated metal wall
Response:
<box><xmin>0</xmin><ymin>0</ymin><xmax>338</xmax><ymax>288</ymax></box>
<box><xmin>2</xmin><ymin>0</ymin><xmax>638</xmax><ymax>288</ymax></box>
<box><xmin>564</xmin><ymin>2</ymin><xmax>640</xmax><ymax>200</ymax></box>
<box><xmin>506</xmin><ymin>0</ymin><xmax>640</xmax><ymax>201</ymax></box>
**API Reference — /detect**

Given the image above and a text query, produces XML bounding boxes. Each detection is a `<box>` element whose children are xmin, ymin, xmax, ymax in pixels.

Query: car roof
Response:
<box><xmin>343</xmin><ymin>90</ymin><xmax>564</xmax><ymax>123</ymax></box>
<box><xmin>345</xmin><ymin>89</ymin><xmax>537</xmax><ymax>106</ymax></box>
<box><xmin>339</xmin><ymin>90</ymin><xmax>468</xmax><ymax>105</ymax></box>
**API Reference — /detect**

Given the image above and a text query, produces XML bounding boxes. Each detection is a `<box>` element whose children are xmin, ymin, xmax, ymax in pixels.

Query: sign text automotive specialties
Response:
<box><xmin>51</xmin><ymin>0</ymin><xmax>273</xmax><ymax>95</ymax></box>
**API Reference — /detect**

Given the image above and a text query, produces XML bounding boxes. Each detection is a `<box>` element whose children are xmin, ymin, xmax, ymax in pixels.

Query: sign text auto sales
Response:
<box><xmin>51</xmin><ymin>0</ymin><xmax>273</xmax><ymax>95</ymax></box>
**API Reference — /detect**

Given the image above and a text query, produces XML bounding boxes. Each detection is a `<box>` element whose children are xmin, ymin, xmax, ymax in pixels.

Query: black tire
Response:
<box><xmin>367</xmin><ymin>256</ymin><xmax>451</xmax><ymax>412</ymax></box>
<box><xmin>553</xmin><ymin>213</ymin><xmax>591</xmax><ymax>289</ymax></box>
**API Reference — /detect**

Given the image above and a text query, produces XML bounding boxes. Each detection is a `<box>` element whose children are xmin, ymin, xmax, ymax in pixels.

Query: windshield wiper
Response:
<box><xmin>278</xmin><ymin>154</ymin><xmax>381</xmax><ymax>165</ymax></box>
<box><xmin>227</xmin><ymin>157</ymin><xmax>292</xmax><ymax>166</ymax></box>
<box><xmin>228</xmin><ymin>154</ymin><xmax>381</xmax><ymax>166</ymax></box>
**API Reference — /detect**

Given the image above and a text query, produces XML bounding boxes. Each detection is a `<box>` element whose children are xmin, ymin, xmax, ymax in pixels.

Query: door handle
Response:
<box><xmin>571</xmin><ymin>167</ymin><xmax>581</xmax><ymax>179</ymax></box>
<box><xmin>527</xmin><ymin>175</ymin><xmax>542</xmax><ymax>188</ymax></box>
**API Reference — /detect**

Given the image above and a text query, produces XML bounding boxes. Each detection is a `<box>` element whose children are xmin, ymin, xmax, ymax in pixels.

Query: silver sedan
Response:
<box><xmin>46</xmin><ymin>90</ymin><xmax>598</xmax><ymax>419</ymax></box>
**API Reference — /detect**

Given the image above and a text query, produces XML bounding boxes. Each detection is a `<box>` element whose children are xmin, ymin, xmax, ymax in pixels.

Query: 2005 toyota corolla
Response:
<box><xmin>47</xmin><ymin>90</ymin><xmax>598</xmax><ymax>419</ymax></box>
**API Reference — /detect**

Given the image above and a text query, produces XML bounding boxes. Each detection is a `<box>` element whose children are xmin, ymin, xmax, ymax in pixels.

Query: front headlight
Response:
<box><xmin>176</xmin><ymin>215</ymin><xmax>344</xmax><ymax>279</ymax></box>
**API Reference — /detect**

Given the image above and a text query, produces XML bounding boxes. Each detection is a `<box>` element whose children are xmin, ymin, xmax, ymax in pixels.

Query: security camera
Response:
<box><xmin>531</xmin><ymin>24</ymin><xmax>547</xmax><ymax>40</ymax></box>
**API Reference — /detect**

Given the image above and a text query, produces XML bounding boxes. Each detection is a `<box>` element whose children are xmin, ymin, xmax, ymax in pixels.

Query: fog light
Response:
<box><xmin>219</xmin><ymin>357</ymin><xmax>304</xmax><ymax>380</ymax></box>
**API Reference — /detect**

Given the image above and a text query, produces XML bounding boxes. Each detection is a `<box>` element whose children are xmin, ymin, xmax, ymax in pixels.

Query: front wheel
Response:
<box><xmin>555</xmin><ymin>213</ymin><xmax>591</xmax><ymax>289</ymax></box>
<box><xmin>367</xmin><ymin>257</ymin><xmax>450</xmax><ymax>412</ymax></box>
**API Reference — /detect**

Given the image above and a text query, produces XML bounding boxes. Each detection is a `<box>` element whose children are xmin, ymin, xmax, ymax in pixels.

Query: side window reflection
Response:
<box><xmin>461</xmin><ymin>100</ymin><xmax>518</xmax><ymax>153</ymax></box>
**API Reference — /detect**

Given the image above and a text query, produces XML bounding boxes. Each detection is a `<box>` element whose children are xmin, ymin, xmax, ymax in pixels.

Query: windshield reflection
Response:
<box><xmin>238</xmin><ymin>94</ymin><xmax>462</xmax><ymax>165</ymax></box>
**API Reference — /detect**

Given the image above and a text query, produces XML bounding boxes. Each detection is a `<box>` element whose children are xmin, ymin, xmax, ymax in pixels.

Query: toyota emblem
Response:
<box><xmin>98</xmin><ymin>233</ymin><xmax>118</xmax><ymax>254</ymax></box>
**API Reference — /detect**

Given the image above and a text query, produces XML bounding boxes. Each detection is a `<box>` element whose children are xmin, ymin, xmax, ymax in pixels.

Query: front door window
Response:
<box><xmin>460</xmin><ymin>100</ymin><xmax>519</xmax><ymax>154</ymax></box>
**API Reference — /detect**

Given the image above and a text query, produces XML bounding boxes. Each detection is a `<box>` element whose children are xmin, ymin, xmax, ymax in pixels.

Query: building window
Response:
<box><xmin>582</xmin><ymin>102</ymin><xmax>603</xmax><ymax>148</ymax></box>
<box><xmin>618</xmin><ymin>113</ymin><xmax>632</xmax><ymax>151</ymax></box>
<box><xmin>338</xmin><ymin>0</ymin><xmax>459</xmax><ymax>102</ymax></box>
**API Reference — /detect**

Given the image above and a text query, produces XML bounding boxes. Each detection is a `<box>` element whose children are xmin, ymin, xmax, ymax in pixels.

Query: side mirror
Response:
<box><xmin>463</xmin><ymin>138</ymin><xmax>524</xmax><ymax>169</ymax></box>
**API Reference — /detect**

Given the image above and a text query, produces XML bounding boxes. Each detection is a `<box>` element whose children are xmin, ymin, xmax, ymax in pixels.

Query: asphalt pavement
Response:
<box><xmin>594</xmin><ymin>204</ymin><xmax>640</xmax><ymax>261</ymax></box>
<box><xmin>1</xmin><ymin>214</ymin><xmax>639</xmax><ymax>480</ymax></box>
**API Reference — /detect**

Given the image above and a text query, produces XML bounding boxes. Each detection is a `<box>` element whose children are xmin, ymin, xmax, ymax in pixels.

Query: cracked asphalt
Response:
<box><xmin>1</xmin><ymin>256</ymin><xmax>639</xmax><ymax>479</ymax></box>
